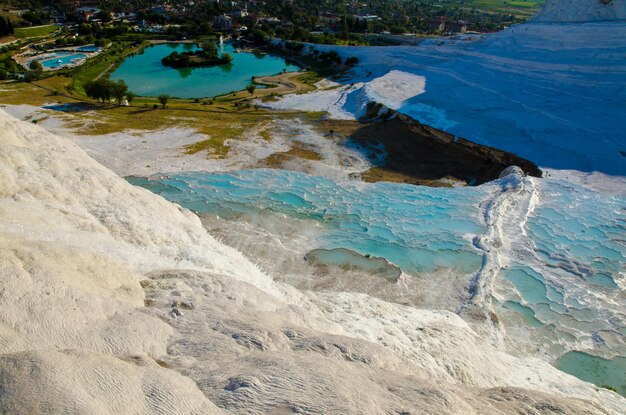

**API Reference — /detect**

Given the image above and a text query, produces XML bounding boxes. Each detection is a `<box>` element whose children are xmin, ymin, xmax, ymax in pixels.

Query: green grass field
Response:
<box><xmin>442</xmin><ymin>0</ymin><xmax>544</xmax><ymax>17</ymax></box>
<box><xmin>14</xmin><ymin>25</ymin><xmax>59</xmax><ymax>39</ymax></box>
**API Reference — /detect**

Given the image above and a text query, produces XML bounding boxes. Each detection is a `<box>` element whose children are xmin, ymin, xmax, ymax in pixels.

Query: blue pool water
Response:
<box><xmin>128</xmin><ymin>169</ymin><xmax>487</xmax><ymax>276</ymax></box>
<box><xmin>40</xmin><ymin>53</ymin><xmax>86</xmax><ymax>69</ymax></box>
<box><xmin>555</xmin><ymin>351</ymin><xmax>626</xmax><ymax>396</ymax></box>
<box><xmin>110</xmin><ymin>43</ymin><xmax>301</xmax><ymax>98</ymax></box>
<box><xmin>76</xmin><ymin>45</ymin><xmax>101</xmax><ymax>52</ymax></box>
<box><xmin>498</xmin><ymin>178</ymin><xmax>625</xmax><ymax>351</ymax></box>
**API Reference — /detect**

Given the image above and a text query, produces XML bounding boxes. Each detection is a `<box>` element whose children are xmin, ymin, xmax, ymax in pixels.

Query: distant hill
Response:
<box><xmin>533</xmin><ymin>0</ymin><xmax>626</xmax><ymax>22</ymax></box>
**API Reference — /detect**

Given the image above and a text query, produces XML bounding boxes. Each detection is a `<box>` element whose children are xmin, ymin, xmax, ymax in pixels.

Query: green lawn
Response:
<box><xmin>0</xmin><ymin>47</ymin><xmax>21</xmax><ymax>72</ymax></box>
<box><xmin>441</xmin><ymin>0</ymin><xmax>544</xmax><ymax>16</ymax></box>
<box><xmin>67</xmin><ymin>41</ymin><xmax>147</xmax><ymax>94</ymax></box>
<box><xmin>14</xmin><ymin>25</ymin><xmax>59</xmax><ymax>39</ymax></box>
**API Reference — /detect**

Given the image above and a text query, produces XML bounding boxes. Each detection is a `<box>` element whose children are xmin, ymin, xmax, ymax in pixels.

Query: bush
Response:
<box><xmin>126</xmin><ymin>92</ymin><xmax>136</xmax><ymax>106</ymax></box>
<box><xmin>157</xmin><ymin>94</ymin><xmax>170</xmax><ymax>108</ymax></box>
<box><xmin>23</xmin><ymin>71</ymin><xmax>39</xmax><ymax>83</ymax></box>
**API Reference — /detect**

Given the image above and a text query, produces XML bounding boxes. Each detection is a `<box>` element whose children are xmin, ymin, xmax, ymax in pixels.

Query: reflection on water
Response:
<box><xmin>219</xmin><ymin>63</ymin><xmax>233</xmax><ymax>74</ymax></box>
<box><xmin>177</xmin><ymin>67</ymin><xmax>192</xmax><ymax>79</ymax></box>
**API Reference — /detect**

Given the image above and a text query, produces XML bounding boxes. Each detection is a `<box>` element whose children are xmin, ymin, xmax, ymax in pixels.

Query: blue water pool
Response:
<box><xmin>76</xmin><ymin>45</ymin><xmax>102</xmax><ymax>52</ymax></box>
<box><xmin>128</xmin><ymin>169</ymin><xmax>487</xmax><ymax>277</ymax></box>
<box><xmin>40</xmin><ymin>53</ymin><xmax>87</xmax><ymax>69</ymax></box>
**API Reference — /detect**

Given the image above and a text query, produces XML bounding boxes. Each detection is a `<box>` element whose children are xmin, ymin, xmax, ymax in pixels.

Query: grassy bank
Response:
<box><xmin>0</xmin><ymin>74</ymin><xmax>316</xmax><ymax>158</ymax></box>
<box><xmin>64</xmin><ymin>41</ymin><xmax>147</xmax><ymax>94</ymax></box>
<box><xmin>14</xmin><ymin>25</ymin><xmax>59</xmax><ymax>39</ymax></box>
<box><xmin>441</xmin><ymin>0</ymin><xmax>544</xmax><ymax>17</ymax></box>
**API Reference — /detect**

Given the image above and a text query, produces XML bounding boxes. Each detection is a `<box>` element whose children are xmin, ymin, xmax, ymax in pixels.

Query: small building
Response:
<box><xmin>428</xmin><ymin>17</ymin><xmax>446</xmax><ymax>32</ymax></box>
<box><xmin>257</xmin><ymin>16</ymin><xmax>281</xmax><ymax>26</ymax></box>
<box><xmin>319</xmin><ymin>12</ymin><xmax>341</xmax><ymax>25</ymax></box>
<box><xmin>354</xmin><ymin>15</ymin><xmax>380</xmax><ymax>22</ymax></box>
<box><xmin>447</xmin><ymin>20</ymin><xmax>468</xmax><ymax>34</ymax></box>
<box><xmin>213</xmin><ymin>15</ymin><xmax>233</xmax><ymax>31</ymax></box>
<box><xmin>113</xmin><ymin>12</ymin><xmax>138</xmax><ymax>23</ymax></box>
<box><xmin>76</xmin><ymin>7</ymin><xmax>100</xmax><ymax>23</ymax></box>
<box><xmin>232</xmin><ymin>9</ymin><xmax>248</xmax><ymax>19</ymax></box>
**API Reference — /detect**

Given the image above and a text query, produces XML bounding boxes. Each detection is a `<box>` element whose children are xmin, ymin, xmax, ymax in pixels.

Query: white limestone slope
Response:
<box><xmin>1</xmin><ymin>110</ymin><xmax>625</xmax><ymax>414</ymax></box>
<box><xmin>533</xmin><ymin>0</ymin><xmax>626</xmax><ymax>22</ymax></box>
<box><xmin>268</xmin><ymin>70</ymin><xmax>426</xmax><ymax>120</ymax></box>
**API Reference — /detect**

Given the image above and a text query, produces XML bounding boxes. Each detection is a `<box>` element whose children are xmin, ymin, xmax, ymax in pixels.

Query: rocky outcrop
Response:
<box><xmin>357</xmin><ymin>102</ymin><xmax>542</xmax><ymax>186</ymax></box>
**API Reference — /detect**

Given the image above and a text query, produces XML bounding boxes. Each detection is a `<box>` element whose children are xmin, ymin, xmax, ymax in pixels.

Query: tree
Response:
<box><xmin>27</xmin><ymin>60</ymin><xmax>43</xmax><ymax>80</ymax></box>
<box><xmin>0</xmin><ymin>17</ymin><xmax>8</xmax><ymax>36</ymax></box>
<box><xmin>84</xmin><ymin>79</ymin><xmax>113</xmax><ymax>102</ymax></box>
<box><xmin>158</xmin><ymin>94</ymin><xmax>170</xmax><ymax>108</ymax></box>
<box><xmin>111</xmin><ymin>80</ymin><xmax>128</xmax><ymax>105</ymax></box>
<box><xmin>126</xmin><ymin>92</ymin><xmax>136</xmax><ymax>106</ymax></box>
<box><xmin>84</xmin><ymin>79</ymin><xmax>103</xmax><ymax>101</ymax></box>
<box><xmin>23</xmin><ymin>72</ymin><xmax>38</xmax><ymax>83</ymax></box>
<box><xmin>201</xmin><ymin>41</ymin><xmax>218</xmax><ymax>59</ymax></box>
<box><xmin>96</xmin><ymin>10</ymin><xmax>112</xmax><ymax>23</ymax></box>
<box><xmin>246</xmin><ymin>84</ymin><xmax>256</xmax><ymax>95</ymax></box>
<box><xmin>29</xmin><ymin>60</ymin><xmax>43</xmax><ymax>73</ymax></box>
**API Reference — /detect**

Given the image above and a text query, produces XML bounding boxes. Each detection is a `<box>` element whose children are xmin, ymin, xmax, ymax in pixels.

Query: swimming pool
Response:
<box><xmin>39</xmin><ymin>53</ymin><xmax>87</xmax><ymax>69</ymax></box>
<box><xmin>76</xmin><ymin>45</ymin><xmax>102</xmax><ymax>53</ymax></box>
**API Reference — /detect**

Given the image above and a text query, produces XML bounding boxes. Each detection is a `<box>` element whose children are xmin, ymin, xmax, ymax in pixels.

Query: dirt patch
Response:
<box><xmin>361</xmin><ymin>168</ymin><xmax>461</xmax><ymax>187</ymax></box>
<box><xmin>263</xmin><ymin>141</ymin><xmax>322</xmax><ymax>167</ymax></box>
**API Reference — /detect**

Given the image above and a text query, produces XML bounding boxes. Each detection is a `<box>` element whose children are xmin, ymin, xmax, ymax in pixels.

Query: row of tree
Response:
<box><xmin>84</xmin><ymin>78</ymin><xmax>135</xmax><ymax>104</ymax></box>
<box><xmin>0</xmin><ymin>17</ymin><xmax>15</xmax><ymax>37</ymax></box>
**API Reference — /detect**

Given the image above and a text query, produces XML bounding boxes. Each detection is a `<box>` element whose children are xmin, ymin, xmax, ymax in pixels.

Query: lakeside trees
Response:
<box><xmin>111</xmin><ymin>79</ymin><xmax>128</xmax><ymax>104</ymax></box>
<box><xmin>84</xmin><ymin>78</ymin><xmax>130</xmax><ymax>104</ymax></box>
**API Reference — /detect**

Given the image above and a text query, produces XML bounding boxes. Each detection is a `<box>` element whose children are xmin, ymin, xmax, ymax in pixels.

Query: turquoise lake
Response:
<box><xmin>110</xmin><ymin>43</ymin><xmax>300</xmax><ymax>98</ymax></box>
